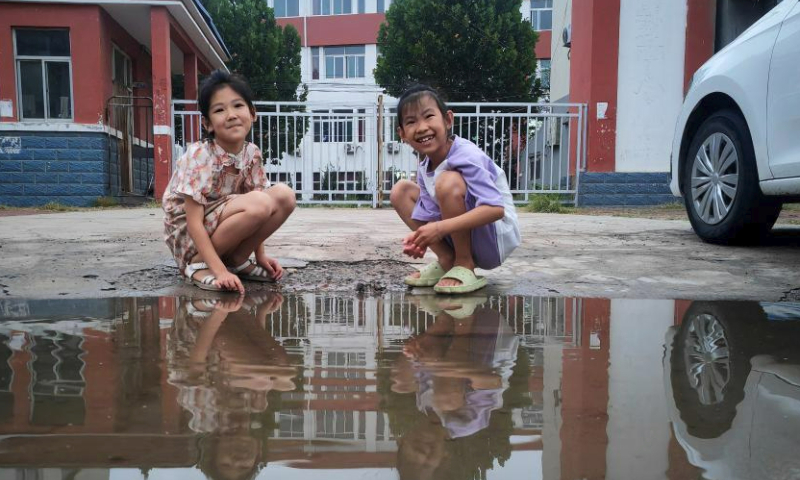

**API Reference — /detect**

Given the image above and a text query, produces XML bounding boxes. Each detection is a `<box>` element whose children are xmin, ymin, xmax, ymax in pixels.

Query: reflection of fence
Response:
<box><xmin>173</xmin><ymin>100</ymin><xmax>586</xmax><ymax>205</ymax></box>
<box><xmin>265</xmin><ymin>293</ymin><xmax>578</xmax><ymax>348</ymax></box>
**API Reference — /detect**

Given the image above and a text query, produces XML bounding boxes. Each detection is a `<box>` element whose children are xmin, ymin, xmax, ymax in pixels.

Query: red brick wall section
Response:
<box><xmin>100</xmin><ymin>10</ymin><xmax>155</xmax><ymax>141</ymax></box>
<box><xmin>306</xmin><ymin>14</ymin><xmax>385</xmax><ymax>46</ymax></box>
<box><xmin>277</xmin><ymin>17</ymin><xmax>305</xmax><ymax>43</ymax></box>
<box><xmin>684</xmin><ymin>0</ymin><xmax>716</xmax><ymax>94</ymax></box>
<box><xmin>0</xmin><ymin>4</ymin><xmax>105</xmax><ymax>124</ymax></box>
<box><xmin>535</xmin><ymin>30</ymin><xmax>552</xmax><ymax>60</ymax></box>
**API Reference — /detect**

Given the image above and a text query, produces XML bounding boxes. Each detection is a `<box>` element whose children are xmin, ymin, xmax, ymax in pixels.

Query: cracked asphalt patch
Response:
<box><xmin>115</xmin><ymin>259</ymin><xmax>410</xmax><ymax>296</ymax></box>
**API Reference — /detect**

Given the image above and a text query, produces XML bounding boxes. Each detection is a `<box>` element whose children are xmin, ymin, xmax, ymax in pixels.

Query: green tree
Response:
<box><xmin>201</xmin><ymin>0</ymin><xmax>307</xmax><ymax>165</ymax></box>
<box><xmin>374</xmin><ymin>0</ymin><xmax>541</xmax><ymax>102</ymax></box>
<box><xmin>376</xmin><ymin>0</ymin><xmax>542</xmax><ymax>187</ymax></box>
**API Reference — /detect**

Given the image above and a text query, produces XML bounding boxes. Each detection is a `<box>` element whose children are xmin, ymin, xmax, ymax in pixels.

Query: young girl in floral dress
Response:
<box><xmin>163</xmin><ymin>71</ymin><xmax>296</xmax><ymax>293</ymax></box>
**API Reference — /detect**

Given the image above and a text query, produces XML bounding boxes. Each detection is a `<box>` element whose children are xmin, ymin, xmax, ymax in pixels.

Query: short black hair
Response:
<box><xmin>396</xmin><ymin>84</ymin><xmax>448</xmax><ymax>128</ymax></box>
<box><xmin>198</xmin><ymin>70</ymin><xmax>255</xmax><ymax>135</ymax></box>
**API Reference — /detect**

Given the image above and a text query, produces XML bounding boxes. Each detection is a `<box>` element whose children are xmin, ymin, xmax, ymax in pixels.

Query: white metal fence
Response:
<box><xmin>172</xmin><ymin>99</ymin><xmax>587</xmax><ymax>206</ymax></box>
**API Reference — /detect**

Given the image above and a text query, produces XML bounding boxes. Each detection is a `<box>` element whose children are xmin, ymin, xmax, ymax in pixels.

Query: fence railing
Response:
<box><xmin>172</xmin><ymin>100</ymin><xmax>586</xmax><ymax>206</ymax></box>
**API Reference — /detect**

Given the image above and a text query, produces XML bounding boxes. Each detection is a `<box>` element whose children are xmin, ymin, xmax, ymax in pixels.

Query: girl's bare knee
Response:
<box><xmin>435</xmin><ymin>171</ymin><xmax>466</xmax><ymax>200</ymax></box>
<box><xmin>244</xmin><ymin>191</ymin><xmax>274</xmax><ymax>221</ymax></box>
<box><xmin>390</xmin><ymin>179</ymin><xmax>417</xmax><ymax>208</ymax></box>
<box><xmin>270</xmin><ymin>184</ymin><xmax>296</xmax><ymax>213</ymax></box>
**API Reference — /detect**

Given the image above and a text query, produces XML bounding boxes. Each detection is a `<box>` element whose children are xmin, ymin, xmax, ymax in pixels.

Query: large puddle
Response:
<box><xmin>0</xmin><ymin>293</ymin><xmax>798</xmax><ymax>480</ymax></box>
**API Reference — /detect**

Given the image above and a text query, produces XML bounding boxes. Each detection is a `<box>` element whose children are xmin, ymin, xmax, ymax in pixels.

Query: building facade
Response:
<box><xmin>565</xmin><ymin>0</ymin><xmax>785</xmax><ymax>205</ymax></box>
<box><xmin>271</xmin><ymin>0</ymin><xmax>553</xmax><ymax>106</ymax></box>
<box><xmin>0</xmin><ymin>0</ymin><xmax>229</xmax><ymax>207</ymax></box>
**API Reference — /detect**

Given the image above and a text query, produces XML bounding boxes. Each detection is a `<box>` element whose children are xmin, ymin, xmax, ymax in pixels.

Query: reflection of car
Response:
<box><xmin>670</xmin><ymin>1</ymin><xmax>800</xmax><ymax>244</ymax></box>
<box><xmin>663</xmin><ymin>301</ymin><xmax>800</xmax><ymax>479</ymax></box>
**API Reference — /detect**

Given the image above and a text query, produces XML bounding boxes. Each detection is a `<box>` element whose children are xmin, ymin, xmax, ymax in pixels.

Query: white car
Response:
<box><xmin>671</xmin><ymin>0</ymin><xmax>800</xmax><ymax>244</ymax></box>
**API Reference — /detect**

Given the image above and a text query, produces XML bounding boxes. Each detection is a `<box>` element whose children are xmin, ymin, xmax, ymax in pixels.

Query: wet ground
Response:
<box><xmin>2</xmin><ymin>208</ymin><xmax>800</xmax><ymax>301</ymax></box>
<box><xmin>0</xmin><ymin>292</ymin><xmax>798</xmax><ymax>479</ymax></box>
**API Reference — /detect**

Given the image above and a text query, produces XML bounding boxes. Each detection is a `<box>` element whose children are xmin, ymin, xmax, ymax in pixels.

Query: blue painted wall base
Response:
<box><xmin>0</xmin><ymin>131</ymin><xmax>153</xmax><ymax>207</ymax></box>
<box><xmin>578</xmin><ymin>172</ymin><xmax>677</xmax><ymax>206</ymax></box>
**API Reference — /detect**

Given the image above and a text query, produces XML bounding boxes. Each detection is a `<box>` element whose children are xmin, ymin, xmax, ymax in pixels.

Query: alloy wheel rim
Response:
<box><xmin>691</xmin><ymin>132</ymin><xmax>739</xmax><ymax>225</ymax></box>
<box><xmin>683</xmin><ymin>313</ymin><xmax>731</xmax><ymax>406</ymax></box>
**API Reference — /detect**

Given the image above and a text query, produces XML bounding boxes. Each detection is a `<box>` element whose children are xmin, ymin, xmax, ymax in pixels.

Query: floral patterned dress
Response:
<box><xmin>162</xmin><ymin>140</ymin><xmax>271</xmax><ymax>273</ymax></box>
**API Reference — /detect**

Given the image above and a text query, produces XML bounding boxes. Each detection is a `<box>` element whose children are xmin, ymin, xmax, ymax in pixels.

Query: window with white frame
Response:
<box><xmin>274</xmin><ymin>0</ymin><xmax>300</xmax><ymax>17</ymax></box>
<box><xmin>531</xmin><ymin>0</ymin><xmax>553</xmax><ymax>31</ymax></box>
<box><xmin>112</xmin><ymin>45</ymin><xmax>133</xmax><ymax>93</ymax></box>
<box><xmin>14</xmin><ymin>28</ymin><xmax>73</xmax><ymax>121</ymax></box>
<box><xmin>538</xmin><ymin>59</ymin><xmax>551</xmax><ymax>90</ymax></box>
<box><xmin>311</xmin><ymin>46</ymin><xmax>366</xmax><ymax>79</ymax></box>
<box><xmin>312</xmin><ymin>47</ymin><xmax>321</xmax><ymax>80</ymax></box>
<box><xmin>313</xmin><ymin>0</ymin><xmax>365</xmax><ymax>15</ymax></box>
<box><xmin>329</xmin><ymin>46</ymin><xmax>365</xmax><ymax>78</ymax></box>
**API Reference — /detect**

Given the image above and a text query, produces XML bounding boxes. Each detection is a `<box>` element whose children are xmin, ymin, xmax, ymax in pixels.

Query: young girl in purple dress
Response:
<box><xmin>390</xmin><ymin>85</ymin><xmax>521</xmax><ymax>294</ymax></box>
<box><xmin>163</xmin><ymin>71</ymin><xmax>296</xmax><ymax>294</ymax></box>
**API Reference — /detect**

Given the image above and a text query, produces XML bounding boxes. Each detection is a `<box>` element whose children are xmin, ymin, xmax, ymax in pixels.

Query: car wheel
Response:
<box><xmin>682</xmin><ymin>109</ymin><xmax>781</xmax><ymax>244</ymax></box>
<box><xmin>670</xmin><ymin>301</ymin><xmax>765</xmax><ymax>439</ymax></box>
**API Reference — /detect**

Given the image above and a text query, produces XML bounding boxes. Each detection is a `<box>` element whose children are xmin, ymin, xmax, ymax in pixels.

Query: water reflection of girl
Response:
<box><xmin>385</xmin><ymin>298</ymin><xmax>527</xmax><ymax>480</ymax></box>
<box><xmin>167</xmin><ymin>294</ymin><xmax>297</xmax><ymax>480</ymax></box>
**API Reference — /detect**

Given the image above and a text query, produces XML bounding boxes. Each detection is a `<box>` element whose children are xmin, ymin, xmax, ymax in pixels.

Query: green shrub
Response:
<box><xmin>92</xmin><ymin>196</ymin><xmax>119</xmax><ymax>208</ymax></box>
<box><xmin>40</xmin><ymin>202</ymin><xmax>78</xmax><ymax>212</ymax></box>
<box><xmin>528</xmin><ymin>194</ymin><xmax>571</xmax><ymax>213</ymax></box>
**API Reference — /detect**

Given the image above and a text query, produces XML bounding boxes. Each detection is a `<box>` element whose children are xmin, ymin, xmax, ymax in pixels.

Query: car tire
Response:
<box><xmin>669</xmin><ymin>301</ymin><xmax>765</xmax><ymax>439</ymax></box>
<box><xmin>682</xmin><ymin>109</ymin><xmax>781</xmax><ymax>245</ymax></box>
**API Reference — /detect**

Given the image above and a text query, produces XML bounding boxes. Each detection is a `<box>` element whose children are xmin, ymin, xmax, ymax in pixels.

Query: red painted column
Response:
<box><xmin>0</xmin><ymin>14</ymin><xmax>17</xmax><ymax>121</ymax></box>
<box><xmin>151</xmin><ymin>6</ymin><xmax>173</xmax><ymax>200</ymax></box>
<box><xmin>684</xmin><ymin>0</ymin><xmax>716</xmax><ymax>93</ymax></box>
<box><xmin>569</xmin><ymin>0</ymin><xmax>621</xmax><ymax>172</ymax></box>
<box><xmin>183</xmin><ymin>53</ymin><xmax>200</xmax><ymax>144</ymax></box>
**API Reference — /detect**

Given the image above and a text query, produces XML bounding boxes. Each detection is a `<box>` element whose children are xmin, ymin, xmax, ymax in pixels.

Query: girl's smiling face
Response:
<box><xmin>397</xmin><ymin>94</ymin><xmax>454</xmax><ymax>164</ymax></box>
<box><xmin>203</xmin><ymin>85</ymin><xmax>255</xmax><ymax>152</ymax></box>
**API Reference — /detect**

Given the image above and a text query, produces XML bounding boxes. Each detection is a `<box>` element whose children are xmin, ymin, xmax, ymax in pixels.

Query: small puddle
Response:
<box><xmin>0</xmin><ymin>294</ymin><xmax>799</xmax><ymax>479</ymax></box>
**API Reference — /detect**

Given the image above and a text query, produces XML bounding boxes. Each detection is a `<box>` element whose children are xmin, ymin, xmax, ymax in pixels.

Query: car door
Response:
<box><xmin>767</xmin><ymin>1</ymin><xmax>800</xmax><ymax>178</ymax></box>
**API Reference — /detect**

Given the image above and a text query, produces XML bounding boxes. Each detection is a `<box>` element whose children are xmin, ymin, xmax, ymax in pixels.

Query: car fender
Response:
<box><xmin>670</xmin><ymin>3</ymin><xmax>792</xmax><ymax>197</ymax></box>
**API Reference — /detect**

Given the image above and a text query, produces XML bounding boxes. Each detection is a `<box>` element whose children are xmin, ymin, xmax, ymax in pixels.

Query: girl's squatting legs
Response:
<box><xmin>390</xmin><ymin>179</ymin><xmax>456</xmax><ymax>281</ymax></box>
<box><xmin>190</xmin><ymin>185</ymin><xmax>296</xmax><ymax>277</ymax></box>
<box><xmin>434</xmin><ymin>171</ymin><xmax>474</xmax><ymax>288</ymax></box>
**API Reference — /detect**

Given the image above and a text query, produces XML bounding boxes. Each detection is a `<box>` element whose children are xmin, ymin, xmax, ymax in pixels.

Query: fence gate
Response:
<box><xmin>172</xmin><ymin>100</ymin><xmax>586</xmax><ymax>206</ymax></box>
<box><xmin>106</xmin><ymin>96</ymin><xmax>154</xmax><ymax>197</ymax></box>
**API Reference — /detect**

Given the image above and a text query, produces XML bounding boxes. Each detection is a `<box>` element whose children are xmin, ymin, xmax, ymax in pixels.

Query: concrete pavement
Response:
<box><xmin>0</xmin><ymin>207</ymin><xmax>798</xmax><ymax>300</ymax></box>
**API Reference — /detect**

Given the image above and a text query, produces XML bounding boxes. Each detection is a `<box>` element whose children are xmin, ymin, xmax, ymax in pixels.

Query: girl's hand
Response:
<box><xmin>213</xmin><ymin>270</ymin><xmax>245</xmax><ymax>294</ymax></box>
<box><xmin>408</xmin><ymin>222</ymin><xmax>445</xmax><ymax>249</ymax></box>
<box><xmin>402</xmin><ymin>233</ymin><xmax>427</xmax><ymax>258</ymax></box>
<box><xmin>256</xmin><ymin>255</ymin><xmax>284</xmax><ymax>281</ymax></box>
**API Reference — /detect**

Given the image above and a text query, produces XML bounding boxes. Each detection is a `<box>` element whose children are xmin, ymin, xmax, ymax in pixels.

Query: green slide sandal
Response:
<box><xmin>404</xmin><ymin>261</ymin><xmax>446</xmax><ymax>287</ymax></box>
<box><xmin>433</xmin><ymin>266</ymin><xmax>487</xmax><ymax>295</ymax></box>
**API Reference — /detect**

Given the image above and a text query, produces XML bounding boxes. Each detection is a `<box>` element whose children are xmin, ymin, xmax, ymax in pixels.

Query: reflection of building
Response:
<box><xmin>0</xmin><ymin>294</ymin><xmax>713</xmax><ymax>478</ymax></box>
<box><xmin>262</xmin><ymin>293</ymin><xmax>570</xmax><ymax>467</ymax></box>
<box><xmin>0</xmin><ymin>298</ymin><xmax>195</xmax><ymax>474</ymax></box>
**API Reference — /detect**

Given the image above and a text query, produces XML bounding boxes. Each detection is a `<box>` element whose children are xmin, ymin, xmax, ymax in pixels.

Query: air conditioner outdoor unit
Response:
<box><xmin>387</xmin><ymin>141</ymin><xmax>401</xmax><ymax>154</ymax></box>
<box><xmin>345</xmin><ymin>143</ymin><xmax>356</xmax><ymax>154</ymax></box>
<box><xmin>562</xmin><ymin>25</ymin><xmax>572</xmax><ymax>48</ymax></box>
